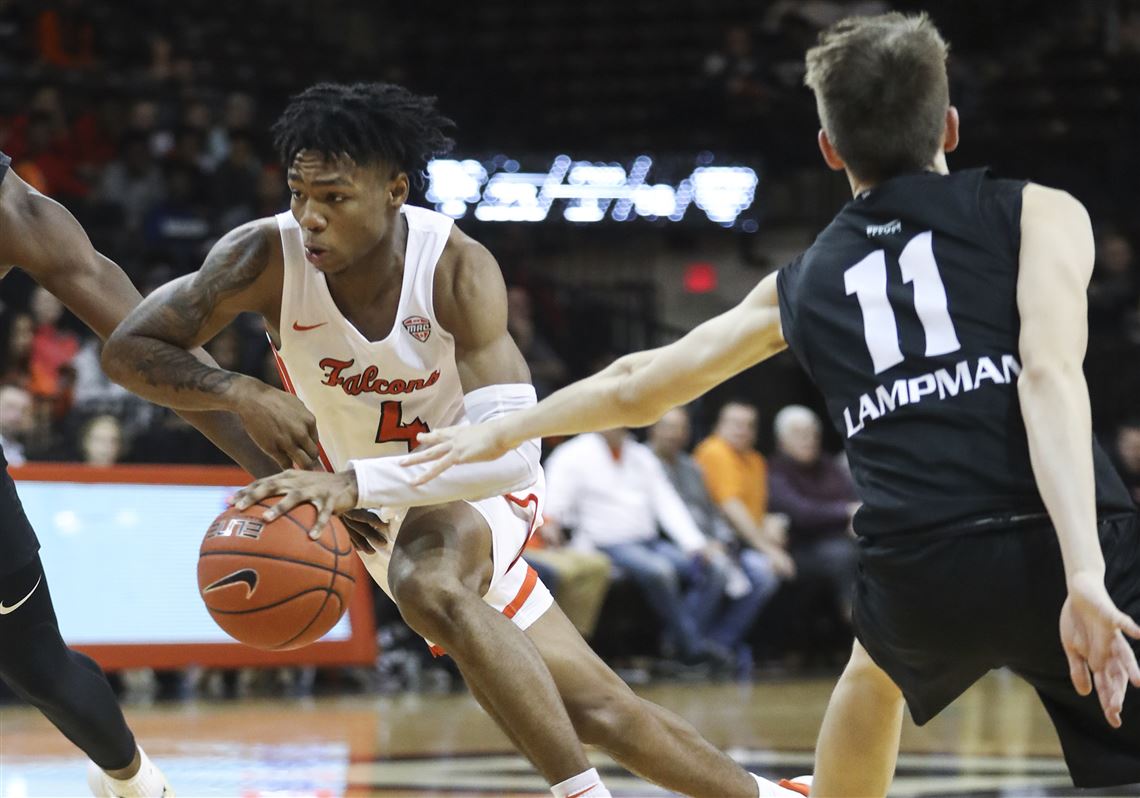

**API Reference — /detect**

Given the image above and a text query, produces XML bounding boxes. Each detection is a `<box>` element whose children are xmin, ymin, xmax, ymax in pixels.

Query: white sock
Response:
<box><xmin>551</xmin><ymin>767</ymin><xmax>611</xmax><ymax>798</ymax></box>
<box><xmin>103</xmin><ymin>747</ymin><xmax>166</xmax><ymax>798</ymax></box>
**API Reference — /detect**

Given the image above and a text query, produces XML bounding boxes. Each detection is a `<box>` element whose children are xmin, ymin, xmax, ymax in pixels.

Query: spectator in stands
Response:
<box><xmin>1088</xmin><ymin>230</ymin><xmax>1138</xmax><ymax>337</ymax></box>
<box><xmin>96</xmin><ymin>130</ymin><xmax>165</xmax><ymax>232</ymax></box>
<box><xmin>35</xmin><ymin>0</ymin><xmax>95</xmax><ymax>69</ymax></box>
<box><xmin>703</xmin><ymin>25</ymin><xmax>775</xmax><ymax>118</ymax></box>
<box><xmin>144</xmin><ymin>162</ymin><xmax>212</xmax><ymax>269</ymax></box>
<box><xmin>79</xmin><ymin>414</ymin><xmax>126</xmax><ymax>467</ymax></box>
<box><xmin>693</xmin><ymin>400</ymin><xmax>795</xmax><ymax>577</ymax></box>
<box><xmin>213</xmin><ymin>131</ymin><xmax>264</xmax><ymax>229</ymax></box>
<box><xmin>523</xmin><ymin>516</ymin><xmax>612</xmax><ymax>641</ymax></box>
<box><xmin>506</xmin><ymin>286</ymin><xmax>567</xmax><ymax>399</ymax></box>
<box><xmin>649</xmin><ymin>407</ymin><xmax>780</xmax><ymax>671</ymax></box>
<box><xmin>543</xmin><ymin>428</ymin><xmax>729</xmax><ymax>666</ymax></box>
<box><xmin>0</xmin><ymin>311</ymin><xmax>34</xmax><ymax>386</ymax></box>
<box><xmin>1114</xmin><ymin>419</ymin><xmax>1140</xmax><ymax>505</ymax></box>
<box><xmin>28</xmin><ymin>287</ymin><xmax>78</xmax><ymax>416</ymax></box>
<box><xmin>0</xmin><ymin>384</ymin><xmax>33</xmax><ymax>466</ymax></box>
<box><xmin>767</xmin><ymin>405</ymin><xmax>859</xmax><ymax>618</ymax></box>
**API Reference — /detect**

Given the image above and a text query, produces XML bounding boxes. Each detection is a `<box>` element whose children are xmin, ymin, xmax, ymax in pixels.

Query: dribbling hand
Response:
<box><xmin>1060</xmin><ymin>571</ymin><xmax>1140</xmax><ymax>728</ymax></box>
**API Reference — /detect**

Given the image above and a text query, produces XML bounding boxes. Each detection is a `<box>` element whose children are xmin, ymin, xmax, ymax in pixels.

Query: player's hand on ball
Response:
<box><xmin>232</xmin><ymin>470</ymin><xmax>358</xmax><ymax>539</ymax></box>
<box><xmin>1060</xmin><ymin>571</ymin><xmax>1140</xmax><ymax>728</ymax></box>
<box><xmin>401</xmin><ymin>419</ymin><xmax>514</xmax><ymax>484</ymax></box>
<box><xmin>236</xmin><ymin>381</ymin><xmax>322</xmax><ymax>470</ymax></box>
<box><xmin>339</xmin><ymin>509</ymin><xmax>390</xmax><ymax>554</ymax></box>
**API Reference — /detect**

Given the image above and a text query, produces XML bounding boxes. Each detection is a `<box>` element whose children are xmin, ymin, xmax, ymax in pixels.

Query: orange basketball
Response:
<box><xmin>197</xmin><ymin>498</ymin><xmax>355</xmax><ymax>650</ymax></box>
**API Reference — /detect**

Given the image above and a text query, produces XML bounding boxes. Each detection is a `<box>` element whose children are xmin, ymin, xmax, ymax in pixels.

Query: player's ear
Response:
<box><xmin>943</xmin><ymin>106</ymin><xmax>960</xmax><ymax>153</ymax></box>
<box><xmin>388</xmin><ymin>173</ymin><xmax>409</xmax><ymax>207</ymax></box>
<box><xmin>818</xmin><ymin>129</ymin><xmax>846</xmax><ymax>172</ymax></box>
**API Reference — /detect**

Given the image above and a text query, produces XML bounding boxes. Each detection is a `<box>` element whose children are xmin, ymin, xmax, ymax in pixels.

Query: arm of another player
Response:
<box><xmin>101</xmin><ymin>220</ymin><xmax>320</xmax><ymax>472</ymax></box>
<box><xmin>0</xmin><ymin>174</ymin><xmax>280</xmax><ymax>477</ymax></box>
<box><xmin>404</xmin><ymin>271</ymin><xmax>788</xmax><ymax>481</ymax></box>
<box><xmin>234</xmin><ymin>237</ymin><xmax>544</xmax><ymax>531</ymax></box>
<box><xmin>1016</xmin><ymin>183</ymin><xmax>1140</xmax><ymax>727</ymax></box>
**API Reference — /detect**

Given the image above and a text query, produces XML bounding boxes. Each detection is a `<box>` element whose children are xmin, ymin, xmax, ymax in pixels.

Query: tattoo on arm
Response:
<box><xmin>110</xmin><ymin>224</ymin><xmax>271</xmax><ymax>403</ymax></box>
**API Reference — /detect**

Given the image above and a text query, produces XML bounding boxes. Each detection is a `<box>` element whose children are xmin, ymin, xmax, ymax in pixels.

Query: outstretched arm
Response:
<box><xmin>404</xmin><ymin>271</ymin><xmax>787</xmax><ymax>479</ymax></box>
<box><xmin>0</xmin><ymin>174</ymin><xmax>280</xmax><ymax>477</ymax></box>
<box><xmin>1017</xmin><ymin>183</ymin><xmax>1140</xmax><ymax>727</ymax></box>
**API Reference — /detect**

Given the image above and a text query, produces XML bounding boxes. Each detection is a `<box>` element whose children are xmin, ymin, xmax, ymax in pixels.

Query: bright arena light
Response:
<box><xmin>426</xmin><ymin>155</ymin><xmax>757</xmax><ymax>225</ymax></box>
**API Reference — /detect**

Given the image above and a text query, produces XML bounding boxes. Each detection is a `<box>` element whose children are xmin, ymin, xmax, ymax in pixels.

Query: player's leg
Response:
<box><xmin>811</xmin><ymin>639</ymin><xmax>904</xmax><ymax>797</ymax></box>
<box><xmin>386</xmin><ymin>502</ymin><xmax>595</xmax><ymax>788</ymax></box>
<box><xmin>526</xmin><ymin>600</ymin><xmax>793</xmax><ymax>798</ymax></box>
<box><xmin>0</xmin><ymin>554</ymin><xmax>171</xmax><ymax>796</ymax></box>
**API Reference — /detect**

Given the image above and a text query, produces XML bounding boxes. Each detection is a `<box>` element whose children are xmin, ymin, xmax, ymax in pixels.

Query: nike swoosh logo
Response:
<box><xmin>203</xmin><ymin>569</ymin><xmax>259</xmax><ymax>598</ymax></box>
<box><xmin>293</xmin><ymin>321</ymin><xmax>328</xmax><ymax>332</ymax></box>
<box><xmin>0</xmin><ymin>574</ymin><xmax>41</xmax><ymax>615</ymax></box>
<box><xmin>567</xmin><ymin>784</ymin><xmax>599</xmax><ymax>798</ymax></box>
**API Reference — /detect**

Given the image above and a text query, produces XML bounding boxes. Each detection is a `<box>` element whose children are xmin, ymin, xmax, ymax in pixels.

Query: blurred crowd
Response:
<box><xmin>0</xmin><ymin>0</ymin><xmax>1138</xmax><ymax>694</ymax></box>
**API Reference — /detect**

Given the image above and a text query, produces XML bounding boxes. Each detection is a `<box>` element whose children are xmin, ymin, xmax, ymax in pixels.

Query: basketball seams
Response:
<box><xmin>198</xmin><ymin>550</ymin><xmax>356</xmax><ymax>581</ymax></box>
<box><xmin>244</xmin><ymin>499</ymin><xmax>354</xmax><ymax>556</ymax></box>
<box><xmin>206</xmin><ymin>585</ymin><xmax>335</xmax><ymax>615</ymax></box>
<box><xmin>277</xmin><ymin>592</ymin><xmax>343</xmax><ymax>649</ymax></box>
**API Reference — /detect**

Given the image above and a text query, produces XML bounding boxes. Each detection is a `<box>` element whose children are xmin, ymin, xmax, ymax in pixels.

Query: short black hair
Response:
<box><xmin>271</xmin><ymin>82</ymin><xmax>455</xmax><ymax>183</ymax></box>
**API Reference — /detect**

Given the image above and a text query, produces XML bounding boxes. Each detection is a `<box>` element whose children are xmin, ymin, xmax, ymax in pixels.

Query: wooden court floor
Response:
<box><xmin>1</xmin><ymin>671</ymin><xmax>1136</xmax><ymax>797</ymax></box>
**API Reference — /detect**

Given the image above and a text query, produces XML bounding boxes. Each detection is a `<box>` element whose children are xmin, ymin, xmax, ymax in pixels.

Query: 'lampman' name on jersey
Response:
<box><xmin>319</xmin><ymin>357</ymin><xmax>441</xmax><ymax>396</ymax></box>
<box><xmin>844</xmin><ymin>354</ymin><xmax>1022</xmax><ymax>438</ymax></box>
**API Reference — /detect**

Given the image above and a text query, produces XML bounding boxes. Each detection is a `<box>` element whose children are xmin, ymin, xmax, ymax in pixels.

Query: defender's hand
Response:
<box><xmin>232</xmin><ymin>470</ymin><xmax>358</xmax><ymax>539</ymax></box>
<box><xmin>235</xmin><ymin>379</ymin><xmax>321</xmax><ymax>470</ymax></box>
<box><xmin>340</xmin><ymin>509</ymin><xmax>390</xmax><ymax>554</ymax></box>
<box><xmin>1060</xmin><ymin>572</ymin><xmax>1140</xmax><ymax>728</ymax></box>
<box><xmin>400</xmin><ymin>420</ymin><xmax>514</xmax><ymax>485</ymax></box>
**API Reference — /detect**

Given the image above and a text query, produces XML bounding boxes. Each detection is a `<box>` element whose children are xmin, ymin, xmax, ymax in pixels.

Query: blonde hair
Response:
<box><xmin>805</xmin><ymin>12</ymin><xmax>950</xmax><ymax>183</ymax></box>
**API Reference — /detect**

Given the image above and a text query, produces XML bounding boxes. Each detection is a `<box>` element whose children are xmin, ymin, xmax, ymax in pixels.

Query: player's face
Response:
<box><xmin>287</xmin><ymin>151</ymin><xmax>409</xmax><ymax>275</ymax></box>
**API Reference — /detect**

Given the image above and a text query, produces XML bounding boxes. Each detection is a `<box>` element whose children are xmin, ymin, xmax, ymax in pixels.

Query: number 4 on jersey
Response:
<box><xmin>375</xmin><ymin>401</ymin><xmax>431</xmax><ymax>451</ymax></box>
<box><xmin>844</xmin><ymin>230</ymin><xmax>961</xmax><ymax>374</ymax></box>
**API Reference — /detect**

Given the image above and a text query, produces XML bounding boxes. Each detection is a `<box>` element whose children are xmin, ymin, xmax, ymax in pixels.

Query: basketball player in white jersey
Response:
<box><xmin>103</xmin><ymin>83</ymin><xmax>806</xmax><ymax>798</ymax></box>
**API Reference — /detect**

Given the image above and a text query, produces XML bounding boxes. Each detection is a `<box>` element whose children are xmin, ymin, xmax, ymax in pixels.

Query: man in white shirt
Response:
<box><xmin>0</xmin><ymin>385</ymin><xmax>32</xmax><ymax>466</ymax></box>
<box><xmin>544</xmin><ymin>428</ymin><xmax>728</xmax><ymax>665</ymax></box>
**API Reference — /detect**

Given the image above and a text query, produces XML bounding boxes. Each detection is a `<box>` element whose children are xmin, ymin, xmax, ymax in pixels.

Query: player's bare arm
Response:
<box><xmin>233</xmin><ymin>229</ymin><xmax>543</xmax><ymax>533</ymax></box>
<box><xmin>1016</xmin><ymin>183</ymin><xmax>1140</xmax><ymax>726</ymax></box>
<box><xmin>102</xmin><ymin>220</ymin><xmax>321</xmax><ymax>472</ymax></box>
<box><xmin>0</xmin><ymin>171</ymin><xmax>280</xmax><ymax>477</ymax></box>
<box><xmin>404</xmin><ymin>270</ymin><xmax>788</xmax><ymax>481</ymax></box>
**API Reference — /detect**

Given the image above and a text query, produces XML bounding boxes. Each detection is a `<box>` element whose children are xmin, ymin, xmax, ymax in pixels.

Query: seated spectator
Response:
<box><xmin>543</xmin><ymin>428</ymin><xmax>728</xmax><ymax>666</ymax></box>
<box><xmin>0</xmin><ymin>311</ymin><xmax>34</xmax><ymax>386</ymax></box>
<box><xmin>649</xmin><ymin>407</ymin><xmax>781</xmax><ymax>673</ymax></box>
<box><xmin>0</xmin><ymin>384</ymin><xmax>33</xmax><ymax>466</ymax></box>
<box><xmin>1114</xmin><ymin>419</ymin><xmax>1140</xmax><ymax>505</ymax></box>
<box><xmin>767</xmin><ymin>405</ymin><xmax>858</xmax><ymax>618</ymax></box>
<box><xmin>1088</xmin><ymin>231</ymin><xmax>1138</xmax><ymax>337</ymax></box>
<box><xmin>507</xmin><ymin>286</ymin><xmax>567</xmax><ymax>399</ymax></box>
<box><xmin>693</xmin><ymin>400</ymin><xmax>795</xmax><ymax>577</ymax></box>
<box><xmin>523</xmin><ymin>516</ymin><xmax>612</xmax><ymax>641</ymax></box>
<box><xmin>79</xmin><ymin>414</ymin><xmax>126</xmax><ymax>467</ymax></box>
<box><xmin>28</xmin><ymin>287</ymin><xmax>79</xmax><ymax>416</ymax></box>
<box><xmin>143</xmin><ymin>162</ymin><xmax>212</xmax><ymax>269</ymax></box>
<box><xmin>96</xmin><ymin>130</ymin><xmax>165</xmax><ymax>232</ymax></box>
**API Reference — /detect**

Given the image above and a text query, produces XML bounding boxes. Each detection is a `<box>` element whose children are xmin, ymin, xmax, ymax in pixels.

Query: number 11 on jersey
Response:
<box><xmin>844</xmin><ymin>230</ymin><xmax>961</xmax><ymax>374</ymax></box>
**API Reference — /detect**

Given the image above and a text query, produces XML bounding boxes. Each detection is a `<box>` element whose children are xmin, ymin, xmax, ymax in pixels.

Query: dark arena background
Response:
<box><xmin>1</xmin><ymin>1</ymin><xmax>1139</xmax><ymax>796</ymax></box>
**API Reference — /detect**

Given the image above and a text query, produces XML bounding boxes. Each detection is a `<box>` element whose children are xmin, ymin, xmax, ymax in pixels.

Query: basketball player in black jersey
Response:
<box><xmin>0</xmin><ymin>153</ymin><xmax>280</xmax><ymax>796</ymax></box>
<box><xmin>405</xmin><ymin>13</ymin><xmax>1140</xmax><ymax>794</ymax></box>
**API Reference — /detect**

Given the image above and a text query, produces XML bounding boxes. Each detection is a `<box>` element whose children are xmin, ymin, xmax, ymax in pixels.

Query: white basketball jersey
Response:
<box><xmin>271</xmin><ymin>205</ymin><xmax>466</xmax><ymax>472</ymax></box>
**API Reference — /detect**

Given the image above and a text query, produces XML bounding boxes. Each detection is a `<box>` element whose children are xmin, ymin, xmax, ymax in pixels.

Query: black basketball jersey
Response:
<box><xmin>0</xmin><ymin>151</ymin><xmax>10</xmax><ymax>184</ymax></box>
<box><xmin>777</xmin><ymin>168</ymin><xmax>1135</xmax><ymax>539</ymax></box>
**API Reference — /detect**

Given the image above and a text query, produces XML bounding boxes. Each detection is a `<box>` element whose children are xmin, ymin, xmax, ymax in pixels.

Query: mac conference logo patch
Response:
<box><xmin>403</xmin><ymin>316</ymin><xmax>432</xmax><ymax>343</ymax></box>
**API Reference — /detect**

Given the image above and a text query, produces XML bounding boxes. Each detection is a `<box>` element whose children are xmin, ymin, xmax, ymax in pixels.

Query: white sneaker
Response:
<box><xmin>86</xmin><ymin>757</ymin><xmax>175</xmax><ymax>797</ymax></box>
